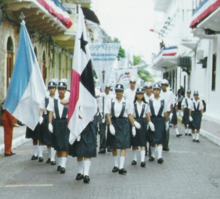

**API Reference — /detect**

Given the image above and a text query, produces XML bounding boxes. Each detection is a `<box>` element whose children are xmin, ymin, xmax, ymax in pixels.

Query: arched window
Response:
<box><xmin>7</xmin><ymin>37</ymin><xmax>14</xmax><ymax>89</ymax></box>
<box><xmin>42</xmin><ymin>51</ymin><xmax>46</xmax><ymax>83</ymax></box>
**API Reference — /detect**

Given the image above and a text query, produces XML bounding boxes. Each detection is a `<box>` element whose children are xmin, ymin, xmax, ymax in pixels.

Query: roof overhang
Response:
<box><xmin>3</xmin><ymin>0</ymin><xmax>71</xmax><ymax>35</ymax></box>
<box><xmin>181</xmin><ymin>39</ymin><xmax>199</xmax><ymax>51</ymax></box>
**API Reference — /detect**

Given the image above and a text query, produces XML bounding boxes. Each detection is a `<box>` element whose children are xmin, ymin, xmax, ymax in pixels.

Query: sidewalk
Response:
<box><xmin>177</xmin><ymin>115</ymin><xmax>220</xmax><ymax>147</ymax></box>
<box><xmin>0</xmin><ymin>125</ymin><xmax>29</xmax><ymax>155</ymax></box>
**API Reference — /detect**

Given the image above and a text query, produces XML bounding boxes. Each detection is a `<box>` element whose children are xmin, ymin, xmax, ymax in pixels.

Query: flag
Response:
<box><xmin>4</xmin><ymin>21</ymin><xmax>47</xmax><ymax>130</ymax></box>
<box><xmin>68</xmin><ymin>5</ymin><xmax>97</xmax><ymax>144</ymax></box>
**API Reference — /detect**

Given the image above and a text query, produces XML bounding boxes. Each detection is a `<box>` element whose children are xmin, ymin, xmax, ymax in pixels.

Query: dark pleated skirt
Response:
<box><xmin>170</xmin><ymin>107</ymin><xmax>178</xmax><ymax>125</ymax></box>
<box><xmin>26</xmin><ymin>123</ymin><xmax>41</xmax><ymax>140</ymax></box>
<box><xmin>39</xmin><ymin>114</ymin><xmax>52</xmax><ymax>146</ymax></box>
<box><xmin>191</xmin><ymin>110</ymin><xmax>202</xmax><ymax>129</ymax></box>
<box><xmin>52</xmin><ymin>118</ymin><xmax>70</xmax><ymax>151</ymax></box>
<box><xmin>182</xmin><ymin>108</ymin><xmax>190</xmax><ymax>125</ymax></box>
<box><xmin>149</xmin><ymin>116</ymin><xmax>166</xmax><ymax>145</ymax></box>
<box><xmin>68</xmin><ymin>122</ymin><xmax>97</xmax><ymax>158</ymax></box>
<box><xmin>109</xmin><ymin>117</ymin><xmax>130</xmax><ymax>149</ymax></box>
<box><xmin>131</xmin><ymin>117</ymin><xmax>147</xmax><ymax>147</ymax></box>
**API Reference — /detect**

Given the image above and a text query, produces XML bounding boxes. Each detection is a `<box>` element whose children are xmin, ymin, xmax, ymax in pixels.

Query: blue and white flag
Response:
<box><xmin>4</xmin><ymin>21</ymin><xmax>46</xmax><ymax>130</ymax></box>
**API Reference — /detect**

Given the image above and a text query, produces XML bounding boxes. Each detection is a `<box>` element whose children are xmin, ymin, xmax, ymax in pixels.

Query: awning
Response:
<box><xmin>82</xmin><ymin>7</ymin><xmax>100</xmax><ymax>25</ymax></box>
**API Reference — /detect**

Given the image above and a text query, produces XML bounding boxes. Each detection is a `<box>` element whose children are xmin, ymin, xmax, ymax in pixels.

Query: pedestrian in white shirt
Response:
<box><xmin>131</xmin><ymin>87</ymin><xmax>151</xmax><ymax>168</ymax></box>
<box><xmin>123</xmin><ymin>76</ymin><xmax>136</xmax><ymax>103</ymax></box>
<box><xmin>160</xmin><ymin>79</ymin><xmax>174</xmax><ymax>151</ymax></box>
<box><xmin>106</xmin><ymin>84</ymin><xmax>138</xmax><ymax>175</ymax></box>
<box><xmin>190</xmin><ymin>91</ymin><xmax>204</xmax><ymax>143</ymax></box>
<box><xmin>148</xmin><ymin>84</ymin><xmax>169</xmax><ymax>164</ymax></box>
<box><xmin>181</xmin><ymin>89</ymin><xmax>193</xmax><ymax>136</ymax></box>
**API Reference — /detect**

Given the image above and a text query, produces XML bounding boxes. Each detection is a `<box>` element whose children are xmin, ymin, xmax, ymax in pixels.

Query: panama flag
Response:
<box><xmin>68</xmin><ymin>5</ymin><xmax>97</xmax><ymax>144</ymax></box>
<box><xmin>4</xmin><ymin>21</ymin><xmax>46</xmax><ymax>130</ymax></box>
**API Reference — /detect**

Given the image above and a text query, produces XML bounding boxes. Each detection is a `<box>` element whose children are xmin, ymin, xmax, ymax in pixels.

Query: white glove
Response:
<box><xmin>48</xmin><ymin>123</ymin><xmax>53</xmax><ymax>133</ymax></box>
<box><xmin>109</xmin><ymin>125</ymin><xmax>115</xmax><ymax>135</ymax></box>
<box><xmin>169</xmin><ymin>113</ymin><xmax>173</xmax><ymax>120</ymax></box>
<box><xmin>189</xmin><ymin>116</ymin><xmax>193</xmax><ymax>122</ymax></box>
<box><xmin>132</xmin><ymin>126</ymin><xmax>136</xmax><ymax>137</ymax></box>
<box><xmin>166</xmin><ymin>122</ymin><xmax>169</xmax><ymax>131</ymax></box>
<box><xmin>134</xmin><ymin>121</ymin><xmax>141</xmax><ymax>129</ymax></box>
<box><xmin>148</xmin><ymin>121</ymin><xmax>155</xmax><ymax>131</ymax></box>
<box><xmin>77</xmin><ymin>135</ymin><xmax>81</xmax><ymax>142</ymax></box>
<box><xmin>181</xmin><ymin>112</ymin><xmax>184</xmax><ymax>117</ymax></box>
<box><xmin>39</xmin><ymin>116</ymin><xmax>43</xmax><ymax>124</ymax></box>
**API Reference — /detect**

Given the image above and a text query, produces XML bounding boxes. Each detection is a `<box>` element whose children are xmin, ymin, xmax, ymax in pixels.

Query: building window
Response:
<box><xmin>42</xmin><ymin>51</ymin><xmax>46</xmax><ymax>83</ymax></box>
<box><xmin>7</xmin><ymin>37</ymin><xmax>14</xmax><ymax>89</ymax></box>
<box><xmin>212</xmin><ymin>54</ymin><xmax>216</xmax><ymax>91</ymax></box>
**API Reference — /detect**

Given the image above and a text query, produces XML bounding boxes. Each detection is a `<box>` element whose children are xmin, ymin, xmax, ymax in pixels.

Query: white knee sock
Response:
<box><xmin>133</xmin><ymin>150</ymin><xmax>137</xmax><ymax>161</ymax></box>
<box><xmin>185</xmin><ymin>129</ymin><xmax>187</xmax><ymax>133</ymax></box>
<box><xmin>61</xmin><ymin>157</ymin><xmax>67</xmax><ymax>168</ymax></box>
<box><xmin>113</xmin><ymin>156</ymin><xmax>118</xmax><ymax>167</ymax></box>
<box><xmin>196</xmin><ymin>133</ymin><xmax>200</xmax><ymax>140</ymax></box>
<box><xmin>175</xmin><ymin>128</ymin><xmax>179</xmax><ymax>135</ymax></box>
<box><xmin>47</xmin><ymin>147</ymin><xmax>51</xmax><ymax>159</ymax></box>
<box><xmin>192</xmin><ymin>133</ymin><xmax>196</xmax><ymax>139</ymax></box>
<box><xmin>84</xmin><ymin>160</ymin><xmax>91</xmax><ymax>176</ymax></box>
<box><xmin>38</xmin><ymin>146</ymin><xmax>44</xmax><ymax>158</ymax></box>
<box><xmin>50</xmin><ymin>148</ymin><xmax>56</xmax><ymax>161</ymax></box>
<box><xmin>58</xmin><ymin>157</ymin><xmax>61</xmax><ymax>166</ymax></box>
<box><xmin>141</xmin><ymin>150</ymin><xmax>145</xmax><ymax>162</ymax></box>
<box><xmin>119</xmin><ymin>156</ymin><xmax>125</xmax><ymax>169</ymax></box>
<box><xmin>188</xmin><ymin>129</ymin><xmax>191</xmax><ymax>134</ymax></box>
<box><xmin>77</xmin><ymin>161</ymin><xmax>84</xmax><ymax>174</ymax></box>
<box><xmin>157</xmin><ymin>145</ymin><xmax>163</xmax><ymax>159</ymax></box>
<box><xmin>150</xmin><ymin>146</ymin><xmax>155</xmax><ymax>157</ymax></box>
<box><xmin>33</xmin><ymin>145</ymin><xmax>38</xmax><ymax>156</ymax></box>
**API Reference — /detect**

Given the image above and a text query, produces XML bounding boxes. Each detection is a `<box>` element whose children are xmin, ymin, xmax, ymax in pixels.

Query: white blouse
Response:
<box><xmin>47</xmin><ymin>98</ymin><xmax>68</xmax><ymax>119</ymax></box>
<box><xmin>149</xmin><ymin>97</ymin><xmax>169</xmax><ymax>117</ymax></box>
<box><xmin>181</xmin><ymin>97</ymin><xmax>193</xmax><ymax>109</ymax></box>
<box><xmin>190</xmin><ymin>99</ymin><xmax>204</xmax><ymax>111</ymax></box>
<box><xmin>133</xmin><ymin>101</ymin><xmax>150</xmax><ymax>118</ymax></box>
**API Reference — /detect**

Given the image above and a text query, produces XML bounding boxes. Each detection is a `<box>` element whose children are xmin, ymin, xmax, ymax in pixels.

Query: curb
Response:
<box><xmin>0</xmin><ymin>135</ymin><xmax>30</xmax><ymax>155</ymax></box>
<box><xmin>177</xmin><ymin>117</ymin><xmax>220</xmax><ymax>147</ymax></box>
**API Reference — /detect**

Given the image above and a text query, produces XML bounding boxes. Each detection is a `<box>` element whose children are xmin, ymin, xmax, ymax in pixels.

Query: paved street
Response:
<box><xmin>0</xmin><ymin>122</ymin><xmax>220</xmax><ymax>199</ymax></box>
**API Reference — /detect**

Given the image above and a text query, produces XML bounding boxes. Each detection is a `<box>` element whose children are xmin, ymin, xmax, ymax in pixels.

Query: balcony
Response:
<box><xmin>3</xmin><ymin>0</ymin><xmax>73</xmax><ymax>35</ymax></box>
<box><xmin>152</xmin><ymin>46</ymin><xmax>178</xmax><ymax>71</ymax></box>
<box><xmin>190</xmin><ymin>0</ymin><xmax>220</xmax><ymax>38</ymax></box>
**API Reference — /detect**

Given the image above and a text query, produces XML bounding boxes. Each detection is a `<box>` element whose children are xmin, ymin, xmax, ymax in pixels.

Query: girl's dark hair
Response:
<box><xmin>133</xmin><ymin>95</ymin><xmax>148</xmax><ymax>104</ymax></box>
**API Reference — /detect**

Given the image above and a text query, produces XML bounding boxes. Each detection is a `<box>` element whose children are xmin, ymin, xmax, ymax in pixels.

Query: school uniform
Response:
<box><xmin>190</xmin><ymin>99</ymin><xmax>204</xmax><ymax>130</ymax></box>
<box><xmin>123</xmin><ymin>88</ymin><xmax>136</xmax><ymax>103</ymax></box>
<box><xmin>181</xmin><ymin>97</ymin><xmax>193</xmax><ymax>125</ymax></box>
<box><xmin>131</xmin><ymin>101</ymin><xmax>149</xmax><ymax>147</ymax></box>
<box><xmin>170</xmin><ymin>97</ymin><xmax>178</xmax><ymax>125</ymax></box>
<box><xmin>106</xmin><ymin>97</ymin><xmax>133</xmax><ymax>149</ymax></box>
<box><xmin>47</xmin><ymin>98</ymin><xmax>69</xmax><ymax>151</ymax></box>
<box><xmin>26</xmin><ymin>119</ymin><xmax>41</xmax><ymax>140</ymax></box>
<box><xmin>144</xmin><ymin>93</ymin><xmax>154</xmax><ymax>103</ymax></box>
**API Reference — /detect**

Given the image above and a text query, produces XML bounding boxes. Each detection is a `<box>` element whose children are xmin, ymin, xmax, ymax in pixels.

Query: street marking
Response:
<box><xmin>0</xmin><ymin>184</ymin><xmax>53</xmax><ymax>188</ymax></box>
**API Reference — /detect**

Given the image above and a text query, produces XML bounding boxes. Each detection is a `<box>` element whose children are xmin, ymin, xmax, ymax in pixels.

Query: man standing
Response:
<box><xmin>123</xmin><ymin>76</ymin><xmax>137</xmax><ymax>103</ymax></box>
<box><xmin>98</xmin><ymin>84</ymin><xmax>115</xmax><ymax>154</ymax></box>
<box><xmin>160</xmin><ymin>79</ymin><xmax>174</xmax><ymax>151</ymax></box>
<box><xmin>2</xmin><ymin>110</ymin><xmax>17</xmax><ymax>156</ymax></box>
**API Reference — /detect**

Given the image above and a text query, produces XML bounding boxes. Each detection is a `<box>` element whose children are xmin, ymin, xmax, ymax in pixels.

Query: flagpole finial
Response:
<box><xmin>20</xmin><ymin>12</ymin><xmax>25</xmax><ymax>23</ymax></box>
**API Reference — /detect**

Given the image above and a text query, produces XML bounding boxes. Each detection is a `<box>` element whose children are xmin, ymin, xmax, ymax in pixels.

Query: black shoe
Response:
<box><xmin>60</xmin><ymin>167</ymin><xmax>66</xmax><ymax>174</ymax></box>
<box><xmin>185</xmin><ymin>133</ymin><xmax>188</xmax><ymax>136</ymax></box>
<box><xmin>145</xmin><ymin>151</ymin><xmax>148</xmax><ymax>156</ymax></box>
<box><xmin>131</xmin><ymin>160</ymin><xmax>137</xmax><ymax>165</ymax></box>
<box><xmin>112</xmin><ymin>166</ymin><xmax>119</xmax><ymax>173</ymax></box>
<box><xmin>76</xmin><ymin>173</ymin><xmax>84</xmax><ymax>181</ymax></box>
<box><xmin>157</xmin><ymin>158</ymin><xmax>164</xmax><ymax>164</ymax></box>
<box><xmin>192</xmin><ymin>139</ymin><xmax>196</xmax><ymax>142</ymax></box>
<box><xmin>57</xmin><ymin>166</ymin><xmax>61</xmax><ymax>171</ymax></box>
<box><xmin>31</xmin><ymin>155</ymin><xmax>38</xmax><ymax>160</ymax></box>
<box><xmin>188</xmin><ymin>134</ymin><xmax>192</xmax><ymax>136</ymax></box>
<box><xmin>140</xmin><ymin>162</ymin><xmax>146</xmax><ymax>168</ymax></box>
<box><xmin>163</xmin><ymin>147</ymin><xmax>169</xmax><ymax>151</ymax></box>
<box><xmin>5</xmin><ymin>153</ymin><xmax>13</xmax><ymax>157</ymax></box>
<box><xmin>39</xmin><ymin>157</ymin><xmax>43</xmax><ymax>162</ymax></box>
<box><xmin>107</xmin><ymin>149</ymin><xmax>112</xmax><ymax>153</ymax></box>
<box><xmin>98</xmin><ymin>150</ymin><xmax>106</xmax><ymax>154</ymax></box>
<box><xmin>46</xmin><ymin>158</ymin><xmax>51</xmax><ymax>163</ymax></box>
<box><xmin>149</xmin><ymin>156</ymin><xmax>155</xmax><ymax>162</ymax></box>
<box><xmin>51</xmin><ymin>161</ymin><xmax>56</xmax><ymax>165</ymax></box>
<box><xmin>118</xmin><ymin>168</ymin><xmax>127</xmax><ymax>175</ymax></box>
<box><xmin>176</xmin><ymin>134</ymin><xmax>183</xmax><ymax>137</ymax></box>
<box><xmin>83</xmin><ymin>176</ymin><xmax>90</xmax><ymax>183</ymax></box>
<box><xmin>10</xmin><ymin>152</ymin><xmax>16</xmax><ymax>155</ymax></box>
<box><xmin>196</xmin><ymin>140</ymin><xmax>200</xmax><ymax>143</ymax></box>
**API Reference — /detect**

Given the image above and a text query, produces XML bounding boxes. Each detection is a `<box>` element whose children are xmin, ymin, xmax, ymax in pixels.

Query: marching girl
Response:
<box><xmin>181</xmin><ymin>89</ymin><xmax>193</xmax><ymax>136</ymax></box>
<box><xmin>131</xmin><ymin>88</ymin><xmax>151</xmax><ymax>168</ymax></box>
<box><xmin>38</xmin><ymin>79</ymin><xmax>57</xmax><ymax>165</ymax></box>
<box><xmin>47</xmin><ymin>79</ymin><xmax>70</xmax><ymax>174</ymax></box>
<box><xmin>106</xmin><ymin>84</ymin><xmax>138</xmax><ymax>175</ymax></box>
<box><xmin>190</xmin><ymin>91</ymin><xmax>204</xmax><ymax>143</ymax></box>
<box><xmin>148</xmin><ymin>84</ymin><xmax>169</xmax><ymax>164</ymax></box>
<box><xmin>170</xmin><ymin>90</ymin><xmax>182</xmax><ymax>137</ymax></box>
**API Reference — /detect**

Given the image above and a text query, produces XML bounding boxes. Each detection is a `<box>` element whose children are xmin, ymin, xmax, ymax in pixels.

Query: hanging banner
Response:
<box><xmin>89</xmin><ymin>43</ymin><xmax>120</xmax><ymax>90</ymax></box>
